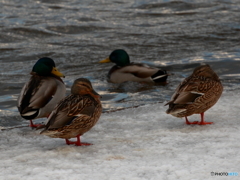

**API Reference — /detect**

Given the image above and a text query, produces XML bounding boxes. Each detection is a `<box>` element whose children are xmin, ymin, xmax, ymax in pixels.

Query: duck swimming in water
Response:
<box><xmin>17</xmin><ymin>57</ymin><xmax>66</xmax><ymax>128</ymax></box>
<box><xmin>100</xmin><ymin>49</ymin><xmax>169</xmax><ymax>84</ymax></box>
<box><xmin>165</xmin><ymin>64</ymin><xmax>223</xmax><ymax>125</ymax></box>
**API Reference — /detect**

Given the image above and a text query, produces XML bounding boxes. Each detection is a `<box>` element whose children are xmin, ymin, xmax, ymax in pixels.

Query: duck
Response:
<box><xmin>165</xmin><ymin>64</ymin><xmax>223</xmax><ymax>125</ymax></box>
<box><xmin>17</xmin><ymin>57</ymin><xmax>66</xmax><ymax>128</ymax></box>
<box><xmin>99</xmin><ymin>49</ymin><xmax>169</xmax><ymax>84</ymax></box>
<box><xmin>40</xmin><ymin>78</ymin><xmax>102</xmax><ymax>146</ymax></box>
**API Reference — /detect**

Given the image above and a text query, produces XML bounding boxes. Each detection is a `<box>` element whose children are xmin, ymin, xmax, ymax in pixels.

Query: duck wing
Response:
<box><xmin>17</xmin><ymin>76</ymin><xmax>58</xmax><ymax>119</ymax></box>
<box><xmin>45</xmin><ymin>95</ymin><xmax>96</xmax><ymax>129</ymax></box>
<box><xmin>166</xmin><ymin>76</ymin><xmax>207</xmax><ymax>105</ymax></box>
<box><xmin>109</xmin><ymin>63</ymin><xmax>160</xmax><ymax>83</ymax></box>
<box><xmin>119</xmin><ymin>63</ymin><xmax>159</xmax><ymax>78</ymax></box>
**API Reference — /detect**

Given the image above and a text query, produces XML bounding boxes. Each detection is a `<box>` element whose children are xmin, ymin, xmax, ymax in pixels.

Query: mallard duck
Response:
<box><xmin>165</xmin><ymin>64</ymin><xmax>223</xmax><ymax>125</ymax></box>
<box><xmin>40</xmin><ymin>78</ymin><xmax>102</xmax><ymax>146</ymax></box>
<box><xmin>17</xmin><ymin>57</ymin><xmax>66</xmax><ymax>128</ymax></box>
<box><xmin>99</xmin><ymin>49</ymin><xmax>169</xmax><ymax>84</ymax></box>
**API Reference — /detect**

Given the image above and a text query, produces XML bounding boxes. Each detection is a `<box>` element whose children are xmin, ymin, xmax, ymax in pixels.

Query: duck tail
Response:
<box><xmin>151</xmin><ymin>70</ymin><xmax>169</xmax><ymax>83</ymax></box>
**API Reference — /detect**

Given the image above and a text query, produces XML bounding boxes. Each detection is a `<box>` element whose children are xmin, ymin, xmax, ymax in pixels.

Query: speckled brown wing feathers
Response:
<box><xmin>45</xmin><ymin>94</ymin><xmax>99</xmax><ymax>130</ymax></box>
<box><xmin>166</xmin><ymin>65</ymin><xmax>223</xmax><ymax>117</ymax></box>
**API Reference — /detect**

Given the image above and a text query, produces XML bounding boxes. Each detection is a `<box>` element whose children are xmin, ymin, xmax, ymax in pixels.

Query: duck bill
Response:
<box><xmin>51</xmin><ymin>67</ymin><xmax>65</xmax><ymax>78</ymax></box>
<box><xmin>99</xmin><ymin>57</ymin><xmax>111</xmax><ymax>63</ymax></box>
<box><xmin>91</xmin><ymin>89</ymin><xmax>102</xmax><ymax>98</ymax></box>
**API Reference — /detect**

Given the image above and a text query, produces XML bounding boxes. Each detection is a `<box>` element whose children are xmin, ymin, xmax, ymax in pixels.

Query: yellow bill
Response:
<box><xmin>99</xmin><ymin>57</ymin><xmax>111</xmax><ymax>63</ymax></box>
<box><xmin>51</xmin><ymin>67</ymin><xmax>65</xmax><ymax>78</ymax></box>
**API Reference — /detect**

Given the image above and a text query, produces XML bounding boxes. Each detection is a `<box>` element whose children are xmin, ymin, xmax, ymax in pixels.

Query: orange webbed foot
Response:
<box><xmin>29</xmin><ymin>120</ymin><xmax>43</xmax><ymax>128</ymax></box>
<box><xmin>198</xmin><ymin>113</ymin><xmax>213</xmax><ymax>125</ymax></box>
<box><xmin>185</xmin><ymin>117</ymin><xmax>199</xmax><ymax>125</ymax></box>
<box><xmin>65</xmin><ymin>135</ymin><xmax>92</xmax><ymax>146</ymax></box>
<box><xmin>198</xmin><ymin>121</ymin><xmax>213</xmax><ymax>125</ymax></box>
<box><xmin>186</xmin><ymin>120</ymin><xmax>199</xmax><ymax>125</ymax></box>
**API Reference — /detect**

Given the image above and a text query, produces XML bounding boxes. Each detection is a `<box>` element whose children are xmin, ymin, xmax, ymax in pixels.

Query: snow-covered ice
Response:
<box><xmin>0</xmin><ymin>91</ymin><xmax>239</xmax><ymax>180</ymax></box>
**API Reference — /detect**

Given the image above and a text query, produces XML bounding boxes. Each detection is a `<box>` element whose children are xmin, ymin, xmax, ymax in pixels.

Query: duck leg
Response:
<box><xmin>185</xmin><ymin>117</ymin><xmax>198</xmax><ymax>125</ymax></box>
<box><xmin>65</xmin><ymin>135</ymin><xmax>92</xmax><ymax>146</ymax></box>
<box><xmin>198</xmin><ymin>112</ymin><xmax>213</xmax><ymax>125</ymax></box>
<box><xmin>29</xmin><ymin>120</ymin><xmax>43</xmax><ymax>128</ymax></box>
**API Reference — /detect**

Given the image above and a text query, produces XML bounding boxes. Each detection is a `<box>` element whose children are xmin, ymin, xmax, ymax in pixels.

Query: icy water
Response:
<box><xmin>0</xmin><ymin>0</ymin><xmax>240</xmax><ymax>128</ymax></box>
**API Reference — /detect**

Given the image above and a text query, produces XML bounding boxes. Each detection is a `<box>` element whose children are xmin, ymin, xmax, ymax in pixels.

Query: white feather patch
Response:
<box><xmin>169</xmin><ymin>109</ymin><xmax>186</xmax><ymax>116</ymax></box>
<box><xmin>191</xmin><ymin>91</ymin><xmax>204</xmax><ymax>95</ymax></box>
<box><xmin>21</xmin><ymin>111</ymin><xmax>38</xmax><ymax>116</ymax></box>
<box><xmin>75</xmin><ymin>114</ymin><xmax>85</xmax><ymax>117</ymax></box>
<box><xmin>152</xmin><ymin>74</ymin><xmax>167</xmax><ymax>80</ymax></box>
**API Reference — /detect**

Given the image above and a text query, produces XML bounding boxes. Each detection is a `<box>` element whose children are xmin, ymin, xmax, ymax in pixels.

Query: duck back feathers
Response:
<box><xmin>166</xmin><ymin>64</ymin><xmax>223</xmax><ymax>117</ymax></box>
<box><xmin>40</xmin><ymin>78</ymin><xmax>102</xmax><ymax>140</ymax></box>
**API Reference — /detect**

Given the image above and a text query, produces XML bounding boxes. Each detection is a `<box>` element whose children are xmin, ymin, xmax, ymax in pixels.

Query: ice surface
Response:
<box><xmin>0</xmin><ymin>91</ymin><xmax>239</xmax><ymax>180</ymax></box>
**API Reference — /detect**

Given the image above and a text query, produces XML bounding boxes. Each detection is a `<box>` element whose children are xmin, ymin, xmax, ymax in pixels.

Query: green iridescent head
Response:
<box><xmin>32</xmin><ymin>57</ymin><xmax>64</xmax><ymax>77</ymax></box>
<box><xmin>100</xmin><ymin>49</ymin><xmax>130</xmax><ymax>67</ymax></box>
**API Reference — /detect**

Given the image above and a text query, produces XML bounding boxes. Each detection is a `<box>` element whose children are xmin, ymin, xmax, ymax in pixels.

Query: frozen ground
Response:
<box><xmin>0</xmin><ymin>91</ymin><xmax>239</xmax><ymax>180</ymax></box>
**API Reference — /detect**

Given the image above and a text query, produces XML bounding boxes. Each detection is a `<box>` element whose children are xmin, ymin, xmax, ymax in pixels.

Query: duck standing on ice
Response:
<box><xmin>17</xmin><ymin>57</ymin><xmax>66</xmax><ymax>128</ymax></box>
<box><xmin>165</xmin><ymin>64</ymin><xmax>223</xmax><ymax>125</ymax></box>
<box><xmin>40</xmin><ymin>78</ymin><xmax>102</xmax><ymax>146</ymax></box>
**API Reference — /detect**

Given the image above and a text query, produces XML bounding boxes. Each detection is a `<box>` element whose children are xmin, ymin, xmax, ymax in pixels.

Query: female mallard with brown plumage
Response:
<box><xmin>99</xmin><ymin>49</ymin><xmax>169</xmax><ymax>84</ymax></box>
<box><xmin>17</xmin><ymin>57</ymin><xmax>66</xmax><ymax>128</ymax></box>
<box><xmin>40</xmin><ymin>78</ymin><xmax>102</xmax><ymax>146</ymax></box>
<box><xmin>165</xmin><ymin>64</ymin><xmax>223</xmax><ymax>125</ymax></box>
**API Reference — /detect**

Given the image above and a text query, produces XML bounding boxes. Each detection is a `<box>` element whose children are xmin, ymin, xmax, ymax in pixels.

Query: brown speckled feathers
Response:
<box><xmin>166</xmin><ymin>64</ymin><xmax>223</xmax><ymax>118</ymax></box>
<box><xmin>40</xmin><ymin>78</ymin><xmax>102</xmax><ymax>140</ymax></box>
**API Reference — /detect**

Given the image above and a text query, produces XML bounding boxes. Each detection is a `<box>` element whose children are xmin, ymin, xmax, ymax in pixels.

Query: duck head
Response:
<box><xmin>71</xmin><ymin>78</ymin><xmax>101</xmax><ymax>99</ymax></box>
<box><xmin>31</xmin><ymin>57</ymin><xmax>65</xmax><ymax>77</ymax></box>
<box><xmin>193</xmin><ymin>64</ymin><xmax>219</xmax><ymax>81</ymax></box>
<box><xmin>100</xmin><ymin>49</ymin><xmax>130</xmax><ymax>67</ymax></box>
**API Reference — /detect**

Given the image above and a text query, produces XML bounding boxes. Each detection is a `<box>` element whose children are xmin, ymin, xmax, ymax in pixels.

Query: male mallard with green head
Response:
<box><xmin>100</xmin><ymin>49</ymin><xmax>169</xmax><ymax>84</ymax></box>
<box><xmin>165</xmin><ymin>64</ymin><xmax>223</xmax><ymax>125</ymax></box>
<box><xmin>40</xmin><ymin>78</ymin><xmax>102</xmax><ymax>146</ymax></box>
<box><xmin>17</xmin><ymin>57</ymin><xmax>66</xmax><ymax>128</ymax></box>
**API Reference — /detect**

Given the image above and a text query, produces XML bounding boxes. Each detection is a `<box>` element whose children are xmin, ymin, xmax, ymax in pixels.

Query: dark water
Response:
<box><xmin>1</xmin><ymin>0</ymin><xmax>240</xmax><ymax>128</ymax></box>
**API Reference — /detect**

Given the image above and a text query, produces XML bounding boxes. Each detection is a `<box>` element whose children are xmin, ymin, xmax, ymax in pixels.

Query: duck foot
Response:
<box><xmin>185</xmin><ymin>113</ymin><xmax>213</xmax><ymax>125</ymax></box>
<box><xmin>198</xmin><ymin>121</ymin><xmax>213</xmax><ymax>125</ymax></box>
<box><xmin>65</xmin><ymin>135</ymin><xmax>92</xmax><ymax>146</ymax></box>
<box><xmin>198</xmin><ymin>113</ymin><xmax>213</xmax><ymax>125</ymax></box>
<box><xmin>29</xmin><ymin>120</ymin><xmax>43</xmax><ymax>128</ymax></box>
<box><xmin>185</xmin><ymin>117</ymin><xmax>199</xmax><ymax>125</ymax></box>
